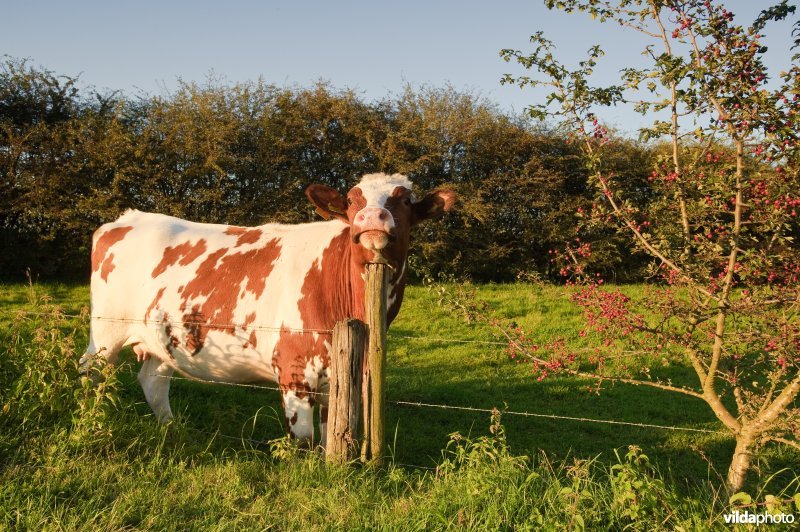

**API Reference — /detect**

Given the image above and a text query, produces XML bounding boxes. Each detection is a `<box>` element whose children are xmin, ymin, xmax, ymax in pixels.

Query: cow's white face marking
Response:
<box><xmin>356</xmin><ymin>173</ymin><xmax>412</xmax><ymax>211</ymax></box>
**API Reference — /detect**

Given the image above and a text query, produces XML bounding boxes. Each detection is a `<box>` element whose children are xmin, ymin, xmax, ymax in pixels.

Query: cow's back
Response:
<box><xmin>89</xmin><ymin>209</ymin><xmax>349</xmax><ymax>383</ymax></box>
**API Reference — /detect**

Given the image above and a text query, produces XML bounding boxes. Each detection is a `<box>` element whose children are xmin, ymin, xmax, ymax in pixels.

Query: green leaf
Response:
<box><xmin>729</xmin><ymin>492</ymin><xmax>752</xmax><ymax>506</ymax></box>
<box><xmin>524</xmin><ymin>472</ymin><xmax>540</xmax><ymax>484</ymax></box>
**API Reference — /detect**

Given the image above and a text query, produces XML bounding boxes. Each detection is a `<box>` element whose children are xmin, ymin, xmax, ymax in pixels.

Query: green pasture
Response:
<box><xmin>1</xmin><ymin>281</ymin><xmax>798</xmax><ymax>530</ymax></box>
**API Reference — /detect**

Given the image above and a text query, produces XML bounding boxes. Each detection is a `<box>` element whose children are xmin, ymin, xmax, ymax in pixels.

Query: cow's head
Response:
<box><xmin>306</xmin><ymin>173</ymin><xmax>456</xmax><ymax>269</ymax></box>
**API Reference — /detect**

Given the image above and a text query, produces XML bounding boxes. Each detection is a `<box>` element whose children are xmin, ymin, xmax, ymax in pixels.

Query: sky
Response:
<box><xmin>2</xmin><ymin>1</ymin><xmax>797</xmax><ymax>136</ymax></box>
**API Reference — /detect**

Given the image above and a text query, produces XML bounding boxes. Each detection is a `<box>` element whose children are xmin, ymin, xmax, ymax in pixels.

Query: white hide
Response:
<box><xmin>83</xmin><ymin>172</ymin><xmax>418</xmax><ymax>443</ymax></box>
<box><xmin>86</xmin><ymin>210</ymin><xmax>346</xmax><ymax>385</ymax></box>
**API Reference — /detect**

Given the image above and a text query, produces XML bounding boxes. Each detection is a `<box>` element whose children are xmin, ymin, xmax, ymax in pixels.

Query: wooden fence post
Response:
<box><xmin>325</xmin><ymin>318</ymin><xmax>365</xmax><ymax>462</ymax></box>
<box><xmin>361</xmin><ymin>262</ymin><xmax>388</xmax><ymax>463</ymax></box>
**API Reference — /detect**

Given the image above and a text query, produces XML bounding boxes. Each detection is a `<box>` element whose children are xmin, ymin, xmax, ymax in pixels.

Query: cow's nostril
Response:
<box><xmin>379</xmin><ymin>211</ymin><xmax>387</xmax><ymax>220</ymax></box>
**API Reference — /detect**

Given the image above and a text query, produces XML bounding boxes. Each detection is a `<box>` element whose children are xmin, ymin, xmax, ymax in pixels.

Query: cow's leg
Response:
<box><xmin>319</xmin><ymin>406</ymin><xmax>329</xmax><ymax>449</ymax></box>
<box><xmin>138</xmin><ymin>357</ymin><xmax>175</xmax><ymax>423</ymax></box>
<box><xmin>282</xmin><ymin>388</ymin><xmax>315</xmax><ymax>446</ymax></box>
<box><xmin>79</xmin><ymin>322</ymin><xmax>126</xmax><ymax>382</ymax></box>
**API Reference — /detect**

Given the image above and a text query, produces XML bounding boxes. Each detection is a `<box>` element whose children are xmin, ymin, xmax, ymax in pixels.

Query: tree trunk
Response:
<box><xmin>726</xmin><ymin>431</ymin><xmax>756</xmax><ymax>492</ymax></box>
<box><xmin>726</xmin><ymin>375</ymin><xmax>800</xmax><ymax>492</ymax></box>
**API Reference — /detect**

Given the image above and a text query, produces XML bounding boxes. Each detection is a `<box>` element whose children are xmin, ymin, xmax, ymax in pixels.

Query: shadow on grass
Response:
<box><xmin>385</xmin><ymin>364</ymin><xmax>725</xmax><ymax>477</ymax></box>
<box><xmin>119</xmin><ymin>345</ymin><xmax>733</xmax><ymax>489</ymax></box>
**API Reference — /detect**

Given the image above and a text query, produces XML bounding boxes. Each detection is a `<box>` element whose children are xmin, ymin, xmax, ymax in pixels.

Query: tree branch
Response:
<box><xmin>651</xmin><ymin>1</ymin><xmax>691</xmax><ymax>249</ymax></box>
<box><xmin>762</xmin><ymin>436</ymin><xmax>800</xmax><ymax>452</ymax></box>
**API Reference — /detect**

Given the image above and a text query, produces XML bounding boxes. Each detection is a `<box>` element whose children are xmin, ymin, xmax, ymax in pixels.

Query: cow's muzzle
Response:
<box><xmin>354</xmin><ymin>229</ymin><xmax>395</xmax><ymax>251</ymax></box>
<box><xmin>352</xmin><ymin>207</ymin><xmax>396</xmax><ymax>250</ymax></box>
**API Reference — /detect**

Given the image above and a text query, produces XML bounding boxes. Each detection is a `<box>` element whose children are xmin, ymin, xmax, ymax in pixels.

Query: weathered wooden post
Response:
<box><xmin>361</xmin><ymin>262</ymin><xmax>388</xmax><ymax>462</ymax></box>
<box><xmin>325</xmin><ymin>318</ymin><xmax>366</xmax><ymax>462</ymax></box>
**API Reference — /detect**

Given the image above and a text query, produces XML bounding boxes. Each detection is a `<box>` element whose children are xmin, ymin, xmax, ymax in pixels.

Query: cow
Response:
<box><xmin>80</xmin><ymin>173</ymin><xmax>456</xmax><ymax>446</ymax></box>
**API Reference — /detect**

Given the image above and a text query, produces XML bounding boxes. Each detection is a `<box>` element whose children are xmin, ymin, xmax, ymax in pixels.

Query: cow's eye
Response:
<box><xmin>404</xmin><ymin>197</ymin><xmax>411</xmax><ymax>206</ymax></box>
<box><xmin>347</xmin><ymin>198</ymin><xmax>353</xmax><ymax>206</ymax></box>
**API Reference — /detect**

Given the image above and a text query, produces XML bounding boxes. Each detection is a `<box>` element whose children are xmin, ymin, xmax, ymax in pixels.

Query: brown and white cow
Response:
<box><xmin>81</xmin><ymin>173</ymin><xmax>455</xmax><ymax>445</ymax></box>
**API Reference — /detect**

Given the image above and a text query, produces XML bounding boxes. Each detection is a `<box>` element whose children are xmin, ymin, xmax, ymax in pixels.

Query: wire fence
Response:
<box><xmin>5</xmin><ymin>310</ymin><xmax>331</xmax><ymax>335</ymax></box>
<box><xmin>6</xmin><ymin>309</ymin><xmax>727</xmax><ymax>437</ymax></box>
<box><xmin>5</xmin><ymin>310</ymin><xmax>508</xmax><ymax>345</ymax></box>
<box><xmin>138</xmin><ymin>371</ymin><xmax>726</xmax><ymax>435</ymax></box>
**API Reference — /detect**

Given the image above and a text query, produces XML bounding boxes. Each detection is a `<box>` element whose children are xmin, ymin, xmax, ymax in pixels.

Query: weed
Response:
<box><xmin>0</xmin><ymin>296</ymin><xmax>118</xmax><ymax>462</ymax></box>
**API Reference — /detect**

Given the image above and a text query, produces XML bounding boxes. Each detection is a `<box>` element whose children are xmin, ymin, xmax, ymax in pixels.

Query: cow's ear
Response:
<box><xmin>306</xmin><ymin>184</ymin><xmax>349</xmax><ymax>222</ymax></box>
<box><xmin>412</xmin><ymin>189</ymin><xmax>457</xmax><ymax>225</ymax></box>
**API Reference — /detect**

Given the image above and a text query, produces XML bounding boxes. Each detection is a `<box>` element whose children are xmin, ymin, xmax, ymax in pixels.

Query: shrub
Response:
<box><xmin>0</xmin><ymin>294</ymin><xmax>118</xmax><ymax>462</ymax></box>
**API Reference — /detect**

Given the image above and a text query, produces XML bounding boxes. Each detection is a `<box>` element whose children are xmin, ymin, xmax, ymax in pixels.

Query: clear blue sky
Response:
<box><xmin>2</xmin><ymin>1</ymin><xmax>796</xmax><ymax>135</ymax></box>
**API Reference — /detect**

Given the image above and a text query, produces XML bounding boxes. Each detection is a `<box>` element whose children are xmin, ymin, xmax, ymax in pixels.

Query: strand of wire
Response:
<box><xmin>8</xmin><ymin>310</ymin><xmax>508</xmax><ymax>344</ymax></box>
<box><xmin>142</xmin><ymin>372</ymin><xmax>726</xmax><ymax>435</ymax></box>
<box><xmin>389</xmin><ymin>400</ymin><xmax>727</xmax><ymax>434</ymax></box>
<box><xmin>6</xmin><ymin>310</ymin><xmax>331</xmax><ymax>335</ymax></box>
<box><xmin>7</xmin><ymin>311</ymin><xmax>680</xmax><ymax>356</ymax></box>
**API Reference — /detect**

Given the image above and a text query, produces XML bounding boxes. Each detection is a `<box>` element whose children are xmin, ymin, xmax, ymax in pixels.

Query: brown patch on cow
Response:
<box><xmin>224</xmin><ymin>226</ymin><xmax>247</xmax><ymax>236</ymax></box>
<box><xmin>225</xmin><ymin>226</ymin><xmax>262</xmax><ymax>247</ymax></box>
<box><xmin>100</xmin><ymin>254</ymin><xmax>117</xmax><ymax>280</ymax></box>
<box><xmin>151</xmin><ymin>239</ymin><xmax>208</xmax><ymax>278</ymax></box>
<box><xmin>289</xmin><ymin>412</ymin><xmax>298</xmax><ymax>426</ymax></box>
<box><xmin>243</xmin><ymin>313</ymin><xmax>258</xmax><ymax>348</ymax></box>
<box><xmin>182</xmin><ymin>305</ymin><xmax>207</xmax><ymax>356</ymax></box>
<box><xmin>298</xmin><ymin>229</ymin><xmax>364</xmax><ymax>327</ymax></box>
<box><xmin>173</xmin><ymin>239</ymin><xmax>281</xmax><ymax>354</ymax></box>
<box><xmin>270</xmin><ymin>229</ymin><xmax>355</xmax><ymax>402</ymax></box>
<box><xmin>162</xmin><ymin>314</ymin><xmax>179</xmax><ymax>359</ymax></box>
<box><xmin>145</xmin><ymin>287</ymin><xmax>167</xmax><ymax>323</ymax></box>
<box><xmin>92</xmin><ymin>226</ymin><xmax>133</xmax><ymax>280</ymax></box>
<box><xmin>272</xmin><ymin>327</ymin><xmax>323</xmax><ymax>400</ymax></box>
<box><xmin>248</xmin><ymin>330</ymin><xmax>258</xmax><ymax>349</ymax></box>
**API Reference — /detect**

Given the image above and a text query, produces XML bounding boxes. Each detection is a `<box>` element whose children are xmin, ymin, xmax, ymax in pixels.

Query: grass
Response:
<box><xmin>1</xmin><ymin>280</ymin><xmax>798</xmax><ymax>529</ymax></box>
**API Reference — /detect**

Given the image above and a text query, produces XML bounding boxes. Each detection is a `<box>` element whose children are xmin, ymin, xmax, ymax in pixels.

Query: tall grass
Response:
<box><xmin>1</xmin><ymin>283</ymin><xmax>798</xmax><ymax>529</ymax></box>
<box><xmin>0</xmin><ymin>294</ymin><xmax>119</xmax><ymax>463</ymax></box>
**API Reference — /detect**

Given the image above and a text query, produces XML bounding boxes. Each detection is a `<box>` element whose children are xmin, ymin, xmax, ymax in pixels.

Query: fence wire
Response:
<box><xmin>7</xmin><ymin>309</ymin><xmax>726</xmax><ymax>435</ymax></box>
<box><xmin>139</xmin><ymin>372</ymin><xmax>726</xmax><ymax>435</ymax></box>
<box><xmin>6</xmin><ymin>310</ymin><xmax>506</xmax><ymax>345</ymax></box>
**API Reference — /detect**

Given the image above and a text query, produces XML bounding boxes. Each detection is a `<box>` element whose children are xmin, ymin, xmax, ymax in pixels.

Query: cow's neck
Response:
<box><xmin>294</xmin><ymin>224</ymin><xmax>410</xmax><ymax>330</ymax></box>
<box><xmin>343</xmin><ymin>237</ymin><xmax>409</xmax><ymax>328</ymax></box>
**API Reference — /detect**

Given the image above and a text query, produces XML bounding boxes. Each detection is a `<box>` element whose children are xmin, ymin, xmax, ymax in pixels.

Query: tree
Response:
<box><xmin>0</xmin><ymin>58</ymin><xmax>654</xmax><ymax>281</ymax></box>
<box><xmin>382</xmin><ymin>85</ymin><xmax>648</xmax><ymax>281</ymax></box>
<box><xmin>500</xmin><ymin>0</ymin><xmax>799</xmax><ymax>492</ymax></box>
<box><xmin>0</xmin><ymin>57</ymin><xmax>92</xmax><ymax>277</ymax></box>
